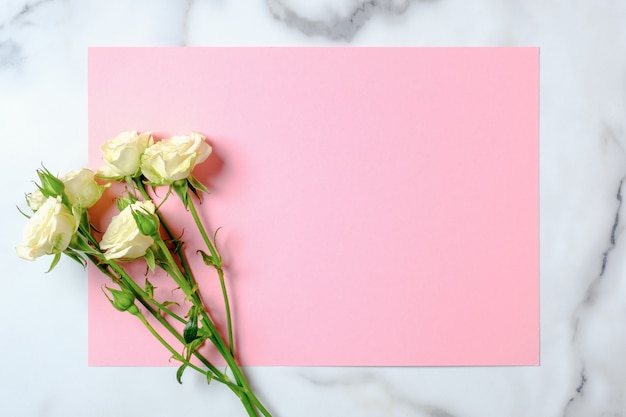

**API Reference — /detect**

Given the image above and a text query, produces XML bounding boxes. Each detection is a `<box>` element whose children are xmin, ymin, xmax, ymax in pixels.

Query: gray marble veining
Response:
<box><xmin>266</xmin><ymin>0</ymin><xmax>414</xmax><ymax>41</ymax></box>
<box><xmin>2</xmin><ymin>1</ymin><xmax>626</xmax><ymax>416</ymax></box>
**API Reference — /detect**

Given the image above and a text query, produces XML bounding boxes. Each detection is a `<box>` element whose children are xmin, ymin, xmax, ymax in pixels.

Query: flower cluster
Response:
<box><xmin>16</xmin><ymin>131</ymin><xmax>271</xmax><ymax>417</ymax></box>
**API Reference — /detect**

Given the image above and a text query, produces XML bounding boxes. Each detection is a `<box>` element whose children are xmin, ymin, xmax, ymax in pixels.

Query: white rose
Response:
<box><xmin>100</xmin><ymin>200</ymin><xmax>156</xmax><ymax>260</ymax></box>
<box><xmin>61</xmin><ymin>168</ymin><xmax>106</xmax><ymax>209</ymax></box>
<box><xmin>16</xmin><ymin>196</ymin><xmax>79</xmax><ymax>261</ymax></box>
<box><xmin>98</xmin><ymin>131</ymin><xmax>153</xmax><ymax>179</ymax></box>
<box><xmin>140</xmin><ymin>132</ymin><xmax>212</xmax><ymax>185</ymax></box>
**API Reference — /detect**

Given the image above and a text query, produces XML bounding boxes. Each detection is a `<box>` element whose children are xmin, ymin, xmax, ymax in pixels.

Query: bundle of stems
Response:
<box><xmin>86</xmin><ymin>178</ymin><xmax>271</xmax><ymax>417</ymax></box>
<box><xmin>16</xmin><ymin>131</ymin><xmax>273</xmax><ymax>416</ymax></box>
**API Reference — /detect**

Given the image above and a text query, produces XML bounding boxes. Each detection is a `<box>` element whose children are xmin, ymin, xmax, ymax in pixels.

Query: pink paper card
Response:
<box><xmin>88</xmin><ymin>47</ymin><xmax>539</xmax><ymax>366</ymax></box>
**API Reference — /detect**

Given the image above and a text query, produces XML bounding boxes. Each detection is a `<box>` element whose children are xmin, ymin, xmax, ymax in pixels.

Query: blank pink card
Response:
<box><xmin>87</xmin><ymin>47</ymin><xmax>539</xmax><ymax>366</ymax></box>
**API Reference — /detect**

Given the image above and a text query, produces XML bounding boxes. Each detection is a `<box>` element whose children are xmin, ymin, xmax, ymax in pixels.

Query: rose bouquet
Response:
<box><xmin>16</xmin><ymin>131</ymin><xmax>272</xmax><ymax>417</ymax></box>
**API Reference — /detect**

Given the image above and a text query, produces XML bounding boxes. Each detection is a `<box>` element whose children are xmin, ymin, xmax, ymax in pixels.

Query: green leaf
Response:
<box><xmin>176</xmin><ymin>363</ymin><xmax>188</xmax><ymax>384</ymax></box>
<box><xmin>197</xmin><ymin>250</ymin><xmax>214</xmax><ymax>266</ymax></box>
<box><xmin>45</xmin><ymin>253</ymin><xmax>62</xmax><ymax>273</ymax></box>
<box><xmin>161</xmin><ymin>300</ymin><xmax>180</xmax><ymax>308</ymax></box>
<box><xmin>183</xmin><ymin>307</ymin><xmax>199</xmax><ymax>343</ymax></box>
<box><xmin>183</xmin><ymin>321</ymin><xmax>198</xmax><ymax>343</ymax></box>
<box><xmin>144</xmin><ymin>279</ymin><xmax>154</xmax><ymax>299</ymax></box>
<box><xmin>206</xmin><ymin>371</ymin><xmax>213</xmax><ymax>385</ymax></box>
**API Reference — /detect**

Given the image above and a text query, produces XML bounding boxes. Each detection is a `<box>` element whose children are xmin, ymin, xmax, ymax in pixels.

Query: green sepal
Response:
<box><xmin>184</xmin><ymin>337</ymin><xmax>206</xmax><ymax>361</ymax></box>
<box><xmin>37</xmin><ymin>166</ymin><xmax>65</xmax><ymax>197</ymax></box>
<box><xmin>124</xmin><ymin>176</ymin><xmax>137</xmax><ymax>192</ymax></box>
<box><xmin>144</xmin><ymin>278</ymin><xmax>154</xmax><ymax>299</ymax></box>
<box><xmin>46</xmin><ymin>252</ymin><xmax>62</xmax><ymax>273</ymax></box>
<box><xmin>153</xmin><ymin>185</ymin><xmax>173</xmax><ymax>210</ymax></box>
<box><xmin>172</xmin><ymin>180</ymin><xmax>190</xmax><ymax>209</ymax></box>
<box><xmin>16</xmin><ymin>205</ymin><xmax>31</xmax><ymax>219</ymax></box>
<box><xmin>145</xmin><ymin>248</ymin><xmax>156</xmax><ymax>273</ymax></box>
<box><xmin>176</xmin><ymin>363</ymin><xmax>188</xmax><ymax>384</ymax></box>
<box><xmin>206</xmin><ymin>371</ymin><xmax>213</xmax><ymax>385</ymax></box>
<box><xmin>130</xmin><ymin>206</ymin><xmax>160</xmax><ymax>237</ymax></box>
<box><xmin>79</xmin><ymin>210</ymin><xmax>91</xmax><ymax>233</ymax></box>
<box><xmin>197</xmin><ymin>326</ymin><xmax>212</xmax><ymax>339</ymax></box>
<box><xmin>63</xmin><ymin>248</ymin><xmax>87</xmax><ymax>268</ymax></box>
<box><xmin>150</xmin><ymin>242</ymin><xmax>171</xmax><ymax>269</ymax></box>
<box><xmin>212</xmin><ymin>227</ymin><xmax>223</xmax><ymax>265</ymax></box>
<box><xmin>184</xmin><ymin>284</ymin><xmax>199</xmax><ymax>302</ymax></box>
<box><xmin>115</xmin><ymin>194</ymin><xmax>138</xmax><ymax>212</ymax></box>
<box><xmin>169</xmin><ymin>238</ymin><xmax>184</xmax><ymax>255</ymax></box>
<box><xmin>187</xmin><ymin>175</ymin><xmax>209</xmax><ymax>199</ymax></box>
<box><xmin>68</xmin><ymin>233</ymin><xmax>97</xmax><ymax>255</ymax></box>
<box><xmin>161</xmin><ymin>300</ymin><xmax>179</xmax><ymax>308</ymax></box>
<box><xmin>90</xmin><ymin>222</ymin><xmax>102</xmax><ymax>234</ymax></box>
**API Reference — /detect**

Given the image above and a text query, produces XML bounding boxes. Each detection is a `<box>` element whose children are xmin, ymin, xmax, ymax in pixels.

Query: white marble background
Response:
<box><xmin>1</xmin><ymin>1</ymin><xmax>625</xmax><ymax>416</ymax></box>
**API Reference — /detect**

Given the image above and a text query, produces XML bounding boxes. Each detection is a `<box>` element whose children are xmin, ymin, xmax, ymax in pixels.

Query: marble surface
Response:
<box><xmin>1</xmin><ymin>1</ymin><xmax>625</xmax><ymax>416</ymax></box>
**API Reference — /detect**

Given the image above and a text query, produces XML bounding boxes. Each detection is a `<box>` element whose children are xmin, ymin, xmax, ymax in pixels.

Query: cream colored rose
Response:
<box><xmin>26</xmin><ymin>168</ymin><xmax>106</xmax><ymax>211</ymax></box>
<box><xmin>16</xmin><ymin>196</ymin><xmax>79</xmax><ymax>261</ymax></box>
<box><xmin>140</xmin><ymin>132</ymin><xmax>212</xmax><ymax>185</ymax></box>
<box><xmin>61</xmin><ymin>168</ymin><xmax>106</xmax><ymax>209</ymax></box>
<box><xmin>98</xmin><ymin>131</ymin><xmax>153</xmax><ymax>179</ymax></box>
<box><xmin>100</xmin><ymin>200</ymin><xmax>156</xmax><ymax>260</ymax></box>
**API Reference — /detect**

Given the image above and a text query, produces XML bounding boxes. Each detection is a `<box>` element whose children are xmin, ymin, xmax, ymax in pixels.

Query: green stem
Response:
<box><xmin>186</xmin><ymin>195</ymin><xmax>234</xmax><ymax>356</ymax></box>
<box><xmin>156</xmin><ymin>241</ymin><xmax>261</xmax><ymax>416</ymax></box>
<box><xmin>134</xmin><ymin>180</ymin><xmax>208</xmax><ymax>321</ymax></box>
<box><xmin>131</xmin><ymin>179</ymin><xmax>268</xmax><ymax>416</ymax></box>
<box><xmin>198</xmin><ymin>312</ymin><xmax>271</xmax><ymax>417</ymax></box>
<box><xmin>137</xmin><ymin>178</ymin><xmax>233</xmax><ymax>356</ymax></box>
<box><xmin>95</xmin><ymin>255</ymin><xmax>231</xmax><ymax>386</ymax></box>
<box><xmin>134</xmin><ymin>311</ymin><xmax>206</xmax><ymax>376</ymax></box>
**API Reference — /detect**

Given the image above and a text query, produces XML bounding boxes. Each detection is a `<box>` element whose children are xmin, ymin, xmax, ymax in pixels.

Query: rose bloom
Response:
<box><xmin>16</xmin><ymin>196</ymin><xmax>79</xmax><ymax>261</ymax></box>
<box><xmin>98</xmin><ymin>131</ymin><xmax>153</xmax><ymax>179</ymax></box>
<box><xmin>141</xmin><ymin>132</ymin><xmax>212</xmax><ymax>185</ymax></box>
<box><xmin>100</xmin><ymin>200</ymin><xmax>156</xmax><ymax>260</ymax></box>
<box><xmin>26</xmin><ymin>168</ymin><xmax>105</xmax><ymax>211</ymax></box>
<box><xmin>61</xmin><ymin>168</ymin><xmax>106</xmax><ymax>209</ymax></box>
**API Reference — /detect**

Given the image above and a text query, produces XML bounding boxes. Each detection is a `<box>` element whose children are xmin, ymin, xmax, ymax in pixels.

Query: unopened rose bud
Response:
<box><xmin>132</xmin><ymin>206</ymin><xmax>160</xmax><ymax>237</ymax></box>
<box><xmin>103</xmin><ymin>286</ymin><xmax>139</xmax><ymax>315</ymax></box>
<box><xmin>37</xmin><ymin>168</ymin><xmax>65</xmax><ymax>198</ymax></box>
